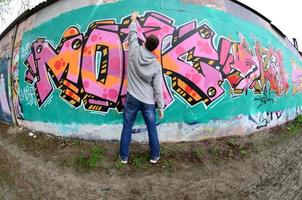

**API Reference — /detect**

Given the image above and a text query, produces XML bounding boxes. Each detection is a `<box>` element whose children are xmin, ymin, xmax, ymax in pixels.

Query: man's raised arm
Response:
<box><xmin>129</xmin><ymin>12</ymin><xmax>139</xmax><ymax>51</ymax></box>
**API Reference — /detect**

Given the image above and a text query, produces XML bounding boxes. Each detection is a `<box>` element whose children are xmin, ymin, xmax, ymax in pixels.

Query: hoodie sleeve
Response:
<box><xmin>129</xmin><ymin>22</ymin><xmax>139</xmax><ymax>52</ymax></box>
<box><xmin>153</xmin><ymin>65</ymin><xmax>165</xmax><ymax>110</ymax></box>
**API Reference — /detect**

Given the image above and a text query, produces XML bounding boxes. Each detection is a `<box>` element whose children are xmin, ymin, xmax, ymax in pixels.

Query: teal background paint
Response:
<box><xmin>18</xmin><ymin>0</ymin><xmax>302</xmax><ymax>126</ymax></box>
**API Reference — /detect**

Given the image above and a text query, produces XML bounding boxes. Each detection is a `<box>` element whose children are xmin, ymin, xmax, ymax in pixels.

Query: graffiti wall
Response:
<box><xmin>0</xmin><ymin>28</ymin><xmax>15</xmax><ymax>124</ymax></box>
<box><xmin>1</xmin><ymin>0</ymin><xmax>302</xmax><ymax>141</ymax></box>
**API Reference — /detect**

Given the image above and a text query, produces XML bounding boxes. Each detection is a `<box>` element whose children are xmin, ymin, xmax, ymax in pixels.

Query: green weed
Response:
<box><xmin>287</xmin><ymin>123</ymin><xmax>299</xmax><ymax>135</ymax></box>
<box><xmin>195</xmin><ymin>148</ymin><xmax>204</xmax><ymax>160</ymax></box>
<box><xmin>72</xmin><ymin>140</ymin><xmax>81</xmax><ymax>146</ymax></box>
<box><xmin>208</xmin><ymin>145</ymin><xmax>222</xmax><ymax>164</ymax></box>
<box><xmin>239</xmin><ymin>148</ymin><xmax>247</xmax><ymax>157</ymax></box>
<box><xmin>208</xmin><ymin>145</ymin><xmax>221</xmax><ymax>157</ymax></box>
<box><xmin>295</xmin><ymin>115</ymin><xmax>302</xmax><ymax>123</ymax></box>
<box><xmin>132</xmin><ymin>154</ymin><xmax>149</xmax><ymax>169</ymax></box>
<box><xmin>75</xmin><ymin>146</ymin><xmax>104</xmax><ymax>169</ymax></box>
<box><xmin>114</xmin><ymin>161</ymin><xmax>126</xmax><ymax>169</ymax></box>
<box><xmin>227</xmin><ymin>138</ymin><xmax>237</xmax><ymax>147</ymax></box>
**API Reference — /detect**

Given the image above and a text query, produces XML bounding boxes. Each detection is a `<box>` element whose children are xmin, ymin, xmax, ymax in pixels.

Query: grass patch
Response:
<box><xmin>72</xmin><ymin>140</ymin><xmax>81</xmax><ymax>146</ymax></box>
<box><xmin>208</xmin><ymin>144</ymin><xmax>222</xmax><ymax>164</ymax></box>
<box><xmin>208</xmin><ymin>145</ymin><xmax>221</xmax><ymax>157</ymax></box>
<box><xmin>114</xmin><ymin>161</ymin><xmax>126</xmax><ymax>169</ymax></box>
<box><xmin>295</xmin><ymin>115</ymin><xmax>302</xmax><ymax>123</ymax></box>
<box><xmin>239</xmin><ymin>148</ymin><xmax>248</xmax><ymax>157</ymax></box>
<box><xmin>75</xmin><ymin>146</ymin><xmax>104</xmax><ymax>169</ymax></box>
<box><xmin>287</xmin><ymin>124</ymin><xmax>299</xmax><ymax>135</ymax></box>
<box><xmin>227</xmin><ymin>138</ymin><xmax>237</xmax><ymax>148</ymax></box>
<box><xmin>132</xmin><ymin>154</ymin><xmax>149</xmax><ymax>169</ymax></box>
<box><xmin>195</xmin><ymin>148</ymin><xmax>204</xmax><ymax>161</ymax></box>
<box><xmin>286</xmin><ymin>117</ymin><xmax>302</xmax><ymax>136</ymax></box>
<box><xmin>161</xmin><ymin>159</ymin><xmax>176</xmax><ymax>170</ymax></box>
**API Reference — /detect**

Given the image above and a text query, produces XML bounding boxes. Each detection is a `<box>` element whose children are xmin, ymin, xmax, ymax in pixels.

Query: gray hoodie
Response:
<box><xmin>127</xmin><ymin>22</ymin><xmax>164</xmax><ymax>110</ymax></box>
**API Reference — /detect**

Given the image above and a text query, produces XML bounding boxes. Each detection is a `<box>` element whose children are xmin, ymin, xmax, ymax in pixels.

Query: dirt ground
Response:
<box><xmin>1</xmin><ymin>119</ymin><xmax>302</xmax><ymax>200</ymax></box>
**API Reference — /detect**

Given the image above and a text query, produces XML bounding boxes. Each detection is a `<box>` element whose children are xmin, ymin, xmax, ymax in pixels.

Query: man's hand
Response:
<box><xmin>131</xmin><ymin>11</ymin><xmax>139</xmax><ymax>22</ymax></box>
<box><xmin>158</xmin><ymin>110</ymin><xmax>164</xmax><ymax>119</ymax></box>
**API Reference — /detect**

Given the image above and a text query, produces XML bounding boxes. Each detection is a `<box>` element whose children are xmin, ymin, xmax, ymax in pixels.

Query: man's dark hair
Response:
<box><xmin>145</xmin><ymin>35</ymin><xmax>159</xmax><ymax>52</ymax></box>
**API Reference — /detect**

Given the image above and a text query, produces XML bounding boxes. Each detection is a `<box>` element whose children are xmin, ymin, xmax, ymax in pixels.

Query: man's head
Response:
<box><xmin>145</xmin><ymin>35</ymin><xmax>159</xmax><ymax>52</ymax></box>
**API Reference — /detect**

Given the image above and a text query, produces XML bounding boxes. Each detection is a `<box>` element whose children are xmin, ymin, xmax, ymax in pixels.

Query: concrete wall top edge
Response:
<box><xmin>0</xmin><ymin>0</ymin><xmax>290</xmax><ymax>38</ymax></box>
<box><xmin>1</xmin><ymin>0</ymin><xmax>300</xmax><ymax>58</ymax></box>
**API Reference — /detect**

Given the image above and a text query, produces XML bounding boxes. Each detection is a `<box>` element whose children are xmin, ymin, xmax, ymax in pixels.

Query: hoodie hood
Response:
<box><xmin>138</xmin><ymin>47</ymin><xmax>157</xmax><ymax>66</ymax></box>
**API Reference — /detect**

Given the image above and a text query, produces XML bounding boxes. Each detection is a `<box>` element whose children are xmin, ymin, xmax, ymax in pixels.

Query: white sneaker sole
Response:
<box><xmin>150</xmin><ymin>157</ymin><xmax>160</xmax><ymax>164</ymax></box>
<box><xmin>120</xmin><ymin>160</ymin><xmax>128</xmax><ymax>164</ymax></box>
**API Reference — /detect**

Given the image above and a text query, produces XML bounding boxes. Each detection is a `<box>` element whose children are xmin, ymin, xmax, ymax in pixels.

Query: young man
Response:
<box><xmin>119</xmin><ymin>12</ymin><xmax>164</xmax><ymax>164</ymax></box>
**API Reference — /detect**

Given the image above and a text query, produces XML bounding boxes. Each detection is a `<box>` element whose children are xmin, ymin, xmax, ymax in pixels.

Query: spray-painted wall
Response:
<box><xmin>0</xmin><ymin>27</ymin><xmax>15</xmax><ymax>124</ymax></box>
<box><xmin>1</xmin><ymin>0</ymin><xmax>302</xmax><ymax>141</ymax></box>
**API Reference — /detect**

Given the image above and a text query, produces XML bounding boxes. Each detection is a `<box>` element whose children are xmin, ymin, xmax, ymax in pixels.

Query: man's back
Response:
<box><xmin>127</xmin><ymin>22</ymin><xmax>164</xmax><ymax>110</ymax></box>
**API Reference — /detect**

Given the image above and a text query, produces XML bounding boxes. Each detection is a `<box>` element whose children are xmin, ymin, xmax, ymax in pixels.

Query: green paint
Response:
<box><xmin>18</xmin><ymin>0</ymin><xmax>302</xmax><ymax>126</ymax></box>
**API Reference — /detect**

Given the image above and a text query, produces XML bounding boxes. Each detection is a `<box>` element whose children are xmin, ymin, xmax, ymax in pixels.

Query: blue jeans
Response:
<box><xmin>119</xmin><ymin>93</ymin><xmax>160</xmax><ymax>160</ymax></box>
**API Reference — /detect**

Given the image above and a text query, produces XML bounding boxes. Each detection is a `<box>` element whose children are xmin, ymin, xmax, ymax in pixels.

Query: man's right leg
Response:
<box><xmin>119</xmin><ymin>94</ymin><xmax>140</xmax><ymax>161</ymax></box>
<box><xmin>141</xmin><ymin>103</ymin><xmax>160</xmax><ymax>162</ymax></box>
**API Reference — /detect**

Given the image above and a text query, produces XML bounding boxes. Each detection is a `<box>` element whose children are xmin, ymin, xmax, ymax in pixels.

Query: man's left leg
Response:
<box><xmin>141</xmin><ymin>103</ymin><xmax>160</xmax><ymax>161</ymax></box>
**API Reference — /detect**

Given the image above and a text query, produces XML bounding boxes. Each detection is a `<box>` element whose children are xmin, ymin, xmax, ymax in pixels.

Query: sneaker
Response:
<box><xmin>150</xmin><ymin>157</ymin><xmax>160</xmax><ymax>164</ymax></box>
<box><xmin>120</xmin><ymin>158</ymin><xmax>128</xmax><ymax>164</ymax></box>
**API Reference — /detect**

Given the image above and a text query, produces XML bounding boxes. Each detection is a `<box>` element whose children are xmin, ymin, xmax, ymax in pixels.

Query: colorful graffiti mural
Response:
<box><xmin>291</xmin><ymin>59</ymin><xmax>302</xmax><ymax>96</ymax></box>
<box><xmin>24</xmin><ymin>12</ymin><xmax>290</xmax><ymax>113</ymax></box>
<box><xmin>0</xmin><ymin>59</ymin><xmax>12</xmax><ymax>121</ymax></box>
<box><xmin>249</xmin><ymin>111</ymin><xmax>283</xmax><ymax>129</ymax></box>
<box><xmin>0</xmin><ymin>30</ymin><xmax>14</xmax><ymax>124</ymax></box>
<box><xmin>0</xmin><ymin>0</ymin><xmax>301</xmax><ymax>141</ymax></box>
<box><xmin>11</xmin><ymin>22</ymin><xmax>28</xmax><ymax>120</ymax></box>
